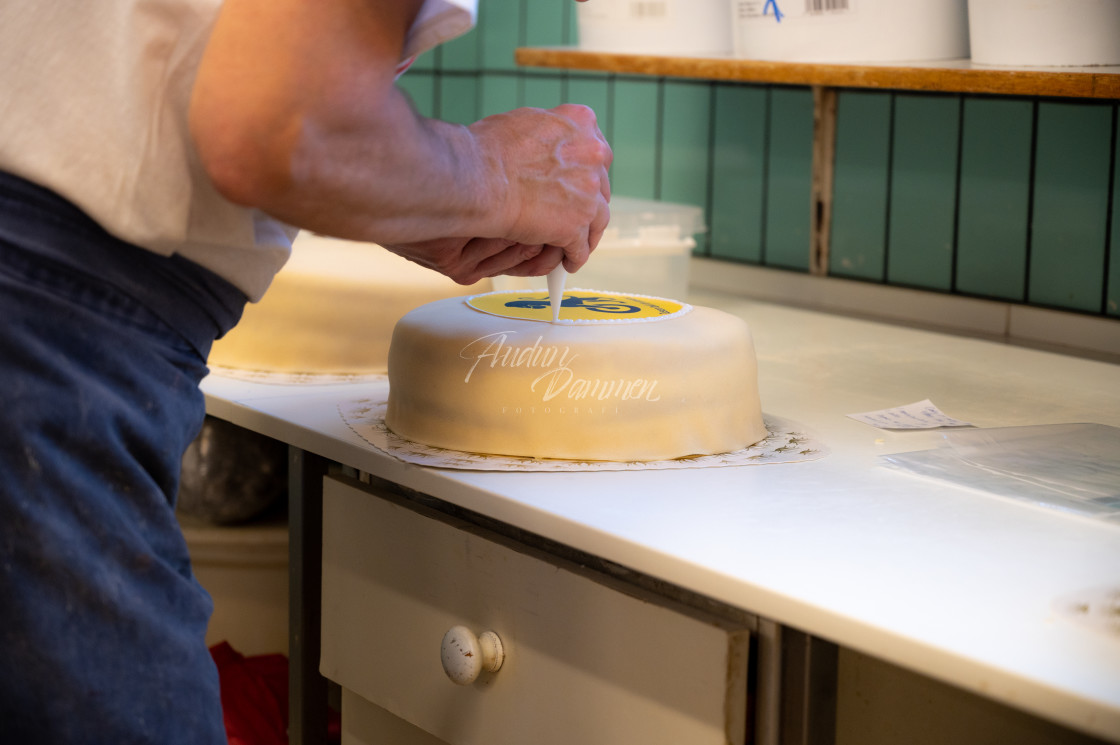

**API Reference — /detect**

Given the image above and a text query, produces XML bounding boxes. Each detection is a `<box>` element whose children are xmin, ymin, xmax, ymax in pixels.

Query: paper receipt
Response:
<box><xmin>847</xmin><ymin>399</ymin><xmax>972</xmax><ymax>430</ymax></box>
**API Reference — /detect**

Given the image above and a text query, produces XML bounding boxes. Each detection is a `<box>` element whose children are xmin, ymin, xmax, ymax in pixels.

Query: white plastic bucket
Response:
<box><xmin>182</xmin><ymin>518</ymin><xmax>290</xmax><ymax>655</ymax></box>
<box><xmin>969</xmin><ymin>0</ymin><xmax>1120</xmax><ymax>67</ymax></box>
<box><xmin>731</xmin><ymin>0</ymin><xmax>969</xmax><ymax>63</ymax></box>
<box><xmin>577</xmin><ymin>0</ymin><xmax>733</xmax><ymax>56</ymax></box>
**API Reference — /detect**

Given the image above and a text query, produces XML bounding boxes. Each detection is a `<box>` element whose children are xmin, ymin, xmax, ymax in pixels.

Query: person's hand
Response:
<box><xmin>469</xmin><ymin>104</ymin><xmax>612</xmax><ymax>274</ymax></box>
<box><xmin>384</xmin><ymin>238</ymin><xmax>564</xmax><ymax>286</ymax></box>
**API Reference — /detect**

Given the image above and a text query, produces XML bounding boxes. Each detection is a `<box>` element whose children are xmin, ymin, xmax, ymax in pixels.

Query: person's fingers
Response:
<box><xmin>454</xmin><ymin>236</ymin><xmax>515</xmax><ymax>266</ymax></box>
<box><xmin>472</xmin><ymin>242</ymin><xmax>542</xmax><ymax>279</ymax></box>
<box><xmin>586</xmin><ymin>194</ymin><xmax>610</xmax><ymax>254</ymax></box>
<box><xmin>469</xmin><ymin>104</ymin><xmax>612</xmax><ymax>254</ymax></box>
<box><xmin>446</xmin><ymin>238</ymin><xmax>531</xmax><ymax>284</ymax></box>
<box><xmin>567</xmin><ymin>122</ymin><xmax>611</xmax><ymax>271</ymax></box>
<box><xmin>557</xmin><ymin>229</ymin><xmax>588</xmax><ymax>274</ymax></box>
<box><xmin>498</xmin><ymin>244</ymin><xmax>564</xmax><ymax>277</ymax></box>
<box><xmin>456</xmin><ymin>240</ymin><xmax>560</xmax><ymax>283</ymax></box>
<box><xmin>387</xmin><ymin>236</ymin><xmax>567</xmax><ymax>285</ymax></box>
<box><xmin>558</xmin><ymin>188</ymin><xmax>610</xmax><ymax>274</ymax></box>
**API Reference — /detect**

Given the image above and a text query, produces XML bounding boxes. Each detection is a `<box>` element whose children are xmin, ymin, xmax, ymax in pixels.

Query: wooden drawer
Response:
<box><xmin>320</xmin><ymin>475</ymin><xmax>751</xmax><ymax>745</ymax></box>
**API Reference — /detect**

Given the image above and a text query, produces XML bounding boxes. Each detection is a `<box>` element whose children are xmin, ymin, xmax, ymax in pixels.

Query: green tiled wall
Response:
<box><xmin>956</xmin><ymin>98</ymin><xmax>1034</xmax><ymax>301</ymax></box>
<box><xmin>400</xmin><ymin>1</ymin><xmax>1119</xmax><ymax>319</ymax></box>
<box><xmin>765</xmin><ymin>89</ymin><xmax>815</xmax><ymax>272</ymax></box>
<box><xmin>1111</xmin><ymin>130</ymin><xmax>1120</xmax><ymax>316</ymax></box>
<box><xmin>709</xmin><ymin>85</ymin><xmax>766</xmax><ymax>263</ymax></box>
<box><xmin>886</xmin><ymin>94</ymin><xmax>960</xmax><ymax>292</ymax></box>
<box><xmin>1029</xmin><ymin>101</ymin><xmax>1114</xmax><ymax>313</ymax></box>
<box><xmin>830</xmin><ymin>91</ymin><xmax>892</xmax><ymax>280</ymax></box>
<box><xmin>659</xmin><ymin>81</ymin><xmax>712</xmax><ymax>209</ymax></box>
<box><xmin>610</xmin><ymin>78</ymin><xmax>660</xmax><ymax>199</ymax></box>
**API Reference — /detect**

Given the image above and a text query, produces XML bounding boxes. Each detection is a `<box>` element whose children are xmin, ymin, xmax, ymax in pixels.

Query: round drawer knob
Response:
<box><xmin>440</xmin><ymin>625</ymin><xmax>504</xmax><ymax>685</ymax></box>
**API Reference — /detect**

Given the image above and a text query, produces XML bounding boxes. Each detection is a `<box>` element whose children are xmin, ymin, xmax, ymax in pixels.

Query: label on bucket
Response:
<box><xmin>580</xmin><ymin>1</ymin><xmax>672</xmax><ymax>23</ymax></box>
<box><xmin>736</xmin><ymin>0</ymin><xmax>855</xmax><ymax>21</ymax></box>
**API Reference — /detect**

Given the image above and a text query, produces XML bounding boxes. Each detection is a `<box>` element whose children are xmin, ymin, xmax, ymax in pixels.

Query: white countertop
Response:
<box><xmin>201</xmin><ymin>292</ymin><xmax>1120</xmax><ymax>742</ymax></box>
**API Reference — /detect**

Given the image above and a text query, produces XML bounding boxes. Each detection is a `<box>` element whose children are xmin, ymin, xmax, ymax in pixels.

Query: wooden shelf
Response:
<box><xmin>516</xmin><ymin>48</ymin><xmax>1120</xmax><ymax>99</ymax></box>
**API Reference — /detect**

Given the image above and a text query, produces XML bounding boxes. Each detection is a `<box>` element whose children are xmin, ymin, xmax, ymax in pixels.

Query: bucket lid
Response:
<box><xmin>603</xmin><ymin>196</ymin><xmax>706</xmax><ymax>242</ymax></box>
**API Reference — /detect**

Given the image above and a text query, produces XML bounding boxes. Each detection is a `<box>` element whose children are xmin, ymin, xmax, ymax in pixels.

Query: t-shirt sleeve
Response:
<box><xmin>400</xmin><ymin>0</ymin><xmax>478</xmax><ymax>61</ymax></box>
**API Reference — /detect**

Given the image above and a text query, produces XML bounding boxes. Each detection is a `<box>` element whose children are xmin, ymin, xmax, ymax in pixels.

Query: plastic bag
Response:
<box><xmin>882</xmin><ymin>423</ymin><xmax>1120</xmax><ymax>523</ymax></box>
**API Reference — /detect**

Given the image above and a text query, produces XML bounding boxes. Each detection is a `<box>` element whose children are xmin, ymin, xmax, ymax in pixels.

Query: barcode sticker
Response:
<box><xmin>630</xmin><ymin>1</ymin><xmax>668</xmax><ymax>19</ymax></box>
<box><xmin>579</xmin><ymin>1</ymin><xmax>672</xmax><ymax>23</ymax></box>
<box><xmin>736</xmin><ymin>0</ymin><xmax>855</xmax><ymax>20</ymax></box>
<box><xmin>805</xmin><ymin>0</ymin><xmax>850</xmax><ymax>12</ymax></box>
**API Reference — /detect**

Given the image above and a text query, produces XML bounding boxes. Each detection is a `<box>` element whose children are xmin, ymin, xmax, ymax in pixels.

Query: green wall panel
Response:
<box><xmin>479</xmin><ymin>74</ymin><xmax>520</xmax><ymax>118</ymax></box>
<box><xmin>709</xmin><ymin>84</ymin><xmax>767</xmax><ymax>263</ymax></box>
<box><xmin>567</xmin><ymin>75</ymin><xmax>611</xmax><ymax>134</ymax></box>
<box><xmin>524</xmin><ymin>0</ymin><xmax>567</xmax><ymax>48</ymax></box>
<box><xmin>955</xmin><ymin>97</ymin><xmax>1034</xmax><ymax>301</ymax></box>
<box><xmin>610</xmin><ymin>78</ymin><xmax>660</xmax><ymax>200</ymax></box>
<box><xmin>520</xmin><ymin>74</ymin><xmax>564</xmax><ymax>110</ymax></box>
<box><xmin>440</xmin><ymin>25</ymin><xmax>481</xmax><ymax>71</ymax></box>
<box><xmin>659</xmin><ymin>81</ymin><xmax>712</xmax><ymax>216</ymax></box>
<box><xmin>887</xmin><ymin>94</ymin><xmax>960</xmax><ymax>291</ymax></box>
<box><xmin>1028</xmin><ymin>101</ymin><xmax>1113</xmax><ymax>313</ymax></box>
<box><xmin>766</xmin><ymin>87</ymin><xmax>815</xmax><ymax>271</ymax></box>
<box><xmin>396</xmin><ymin>72</ymin><xmax>436</xmax><ymax>118</ymax></box>
<box><xmin>830</xmin><ymin>90</ymin><xmax>892</xmax><ymax>281</ymax></box>
<box><xmin>438</xmin><ymin>75</ymin><xmax>479</xmax><ymax>125</ymax></box>
<box><xmin>479</xmin><ymin>0</ymin><xmax>522</xmax><ymax>71</ymax></box>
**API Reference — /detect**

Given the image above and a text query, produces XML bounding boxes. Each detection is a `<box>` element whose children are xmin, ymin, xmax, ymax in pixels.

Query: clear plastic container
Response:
<box><xmin>496</xmin><ymin>196</ymin><xmax>705</xmax><ymax>301</ymax></box>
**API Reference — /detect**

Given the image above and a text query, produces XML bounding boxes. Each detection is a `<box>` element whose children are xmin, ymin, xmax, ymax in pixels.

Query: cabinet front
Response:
<box><xmin>321</xmin><ymin>476</ymin><xmax>751</xmax><ymax>745</ymax></box>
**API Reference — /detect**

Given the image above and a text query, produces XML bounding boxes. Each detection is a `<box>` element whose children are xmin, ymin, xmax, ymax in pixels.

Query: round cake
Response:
<box><xmin>385</xmin><ymin>289</ymin><xmax>767</xmax><ymax>462</ymax></box>
<box><xmin>208</xmin><ymin>234</ymin><xmax>490</xmax><ymax>375</ymax></box>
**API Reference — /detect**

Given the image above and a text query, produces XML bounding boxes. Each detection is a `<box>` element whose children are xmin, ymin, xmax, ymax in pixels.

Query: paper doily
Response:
<box><xmin>339</xmin><ymin>396</ymin><xmax>827</xmax><ymax>472</ymax></box>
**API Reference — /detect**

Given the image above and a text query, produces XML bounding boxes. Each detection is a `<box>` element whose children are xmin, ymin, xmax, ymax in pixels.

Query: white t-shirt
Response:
<box><xmin>0</xmin><ymin>0</ymin><xmax>475</xmax><ymax>301</ymax></box>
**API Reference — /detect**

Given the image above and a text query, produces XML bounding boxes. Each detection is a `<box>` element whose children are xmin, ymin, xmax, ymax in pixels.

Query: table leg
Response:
<box><xmin>780</xmin><ymin>627</ymin><xmax>839</xmax><ymax>745</ymax></box>
<box><xmin>755</xmin><ymin>620</ymin><xmax>839</xmax><ymax>745</ymax></box>
<box><xmin>288</xmin><ymin>447</ymin><xmax>330</xmax><ymax>745</ymax></box>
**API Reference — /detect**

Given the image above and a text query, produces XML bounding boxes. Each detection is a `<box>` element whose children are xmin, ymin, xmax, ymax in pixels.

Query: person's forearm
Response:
<box><xmin>189</xmin><ymin>0</ymin><xmax>503</xmax><ymax>245</ymax></box>
<box><xmin>189</xmin><ymin>0</ymin><xmax>611</xmax><ymax>282</ymax></box>
<box><xmin>205</xmin><ymin>86</ymin><xmax>500</xmax><ymax>245</ymax></box>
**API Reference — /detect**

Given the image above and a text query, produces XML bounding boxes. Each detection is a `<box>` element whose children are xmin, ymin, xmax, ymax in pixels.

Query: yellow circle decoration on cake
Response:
<box><xmin>466</xmin><ymin>289</ymin><xmax>691</xmax><ymax>324</ymax></box>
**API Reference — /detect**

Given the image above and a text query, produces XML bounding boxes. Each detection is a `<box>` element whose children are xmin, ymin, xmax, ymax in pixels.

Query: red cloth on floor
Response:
<box><xmin>210</xmin><ymin>642</ymin><xmax>290</xmax><ymax>745</ymax></box>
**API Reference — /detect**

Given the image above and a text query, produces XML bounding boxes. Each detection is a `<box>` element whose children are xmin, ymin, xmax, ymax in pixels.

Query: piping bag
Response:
<box><xmin>547</xmin><ymin>265</ymin><xmax>567</xmax><ymax>323</ymax></box>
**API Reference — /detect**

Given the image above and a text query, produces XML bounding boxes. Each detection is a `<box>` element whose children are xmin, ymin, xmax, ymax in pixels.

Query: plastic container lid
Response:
<box><xmin>602</xmin><ymin>196</ymin><xmax>706</xmax><ymax>243</ymax></box>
